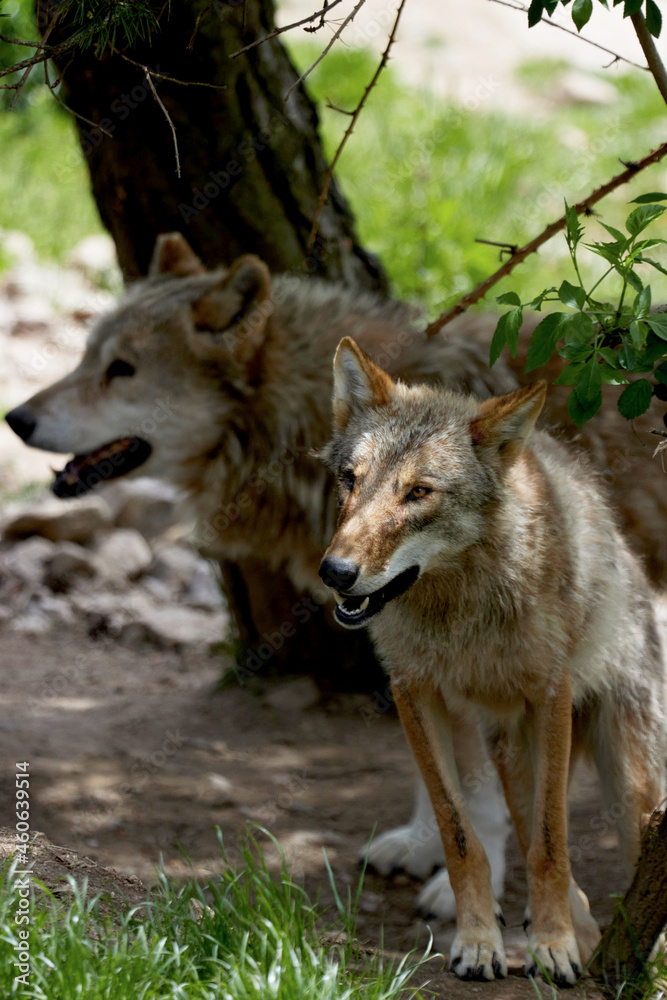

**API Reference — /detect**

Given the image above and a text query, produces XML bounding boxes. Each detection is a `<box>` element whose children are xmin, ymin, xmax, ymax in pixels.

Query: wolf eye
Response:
<box><xmin>106</xmin><ymin>360</ymin><xmax>135</xmax><ymax>380</ymax></box>
<box><xmin>340</xmin><ymin>469</ymin><xmax>355</xmax><ymax>491</ymax></box>
<box><xmin>406</xmin><ymin>485</ymin><xmax>432</xmax><ymax>502</ymax></box>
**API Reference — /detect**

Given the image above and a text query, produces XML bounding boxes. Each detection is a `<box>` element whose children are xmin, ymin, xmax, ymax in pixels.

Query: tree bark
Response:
<box><xmin>36</xmin><ymin>0</ymin><xmax>389</xmax><ymax>690</ymax></box>
<box><xmin>590</xmin><ymin>809</ymin><xmax>667</xmax><ymax>992</ymax></box>
<box><xmin>36</xmin><ymin>0</ymin><xmax>387</xmax><ymax>290</ymax></box>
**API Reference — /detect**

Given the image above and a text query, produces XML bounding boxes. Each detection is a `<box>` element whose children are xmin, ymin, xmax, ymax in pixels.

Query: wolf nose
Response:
<box><xmin>319</xmin><ymin>556</ymin><xmax>360</xmax><ymax>592</ymax></box>
<box><xmin>5</xmin><ymin>406</ymin><xmax>36</xmax><ymax>443</ymax></box>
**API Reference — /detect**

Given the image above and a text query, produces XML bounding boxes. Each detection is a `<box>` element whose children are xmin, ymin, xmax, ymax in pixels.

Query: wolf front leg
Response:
<box><xmin>391</xmin><ymin>678</ymin><xmax>507</xmax><ymax>981</ymax></box>
<box><xmin>523</xmin><ymin>669</ymin><xmax>582</xmax><ymax>986</ymax></box>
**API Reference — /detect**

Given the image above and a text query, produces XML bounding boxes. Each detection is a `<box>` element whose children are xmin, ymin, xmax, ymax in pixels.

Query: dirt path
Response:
<box><xmin>0</xmin><ymin>626</ymin><xmax>626</xmax><ymax>997</ymax></box>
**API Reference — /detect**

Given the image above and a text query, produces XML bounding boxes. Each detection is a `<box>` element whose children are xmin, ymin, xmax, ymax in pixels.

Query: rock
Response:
<box><xmin>68</xmin><ymin>235</ymin><xmax>118</xmax><ymax>277</ymax></box>
<box><xmin>120</xmin><ymin>605</ymin><xmax>227</xmax><ymax>651</ymax></box>
<box><xmin>33</xmin><ymin>592</ymin><xmax>75</xmax><ymax>626</ymax></box>
<box><xmin>264</xmin><ymin>677</ymin><xmax>321</xmax><ymax>715</ymax></box>
<box><xmin>183</xmin><ymin>560</ymin><xmax>223</xmax><ymax>610</ymax></box>
<box><xmin>11</xmin><ymin>297</ymin><xmax>55</xmax><ymax>335</ymax></box>
<box><xmin>43</xmin><ymin>542</ymin><xmax>98</xmax><ymax>593</ymax></box>
<box><xmin>93</xmin><ymin>529</ymin><xmax>152</xmax><ymax>582</ymax></box>
<box><xmin>3</xmin><ymin>537</ymin><xmax>56</xmax><ymax>585</ymax></box>
<box><xmin>111</xmin><ymin>478</ymin><xmax>179</xmax><ymax>539</ymax></box>
<box><xmin>11</xmin><ymin>608</ymin><xmax>51</xmax><ymax>635</ymax></box>
<box><xmin>148</xmin><ymin>544</ymin><xmax>200</xmax><ymax>589</ymax></box>
<box><xmin>1</xmin><ymin>230</ymin><xmax>36</xmax><ymax>265</ymax></box>
<box><xmin>71</xmin><ymin>588</ymin><xmax>154</xmax><ymax>639</ymax></box>
<box><xmin>3</xmin><ymin>495</ymin><xmax>113</xmax><ymax>545</ymax></box>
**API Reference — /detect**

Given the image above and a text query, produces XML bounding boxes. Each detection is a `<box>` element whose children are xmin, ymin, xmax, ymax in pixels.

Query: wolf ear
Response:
<box><xmin>188</xmin><ymin>255</ymin><xmax>272</xmax><ymax>366</ymax></box>
<box><xmin>149</xmin><ymin>233</ymin><xmax>205</xmax><ymax>277</ymax></box>
<box><xmin>470</xmin><ymin>381</ymin><xmax>546</xmax><ymax>464</ymax></box>
<box><xmin>332</xmin><ymin>337</ymin><xmax>394</xmax><ymax>430</ymax></box>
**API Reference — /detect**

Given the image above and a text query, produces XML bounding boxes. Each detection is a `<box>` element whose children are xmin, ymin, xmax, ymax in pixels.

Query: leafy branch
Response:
<box><xmin>489</xmin><ymin>197</ymin><xmax>667</xmax><ymax>426</ymax></box>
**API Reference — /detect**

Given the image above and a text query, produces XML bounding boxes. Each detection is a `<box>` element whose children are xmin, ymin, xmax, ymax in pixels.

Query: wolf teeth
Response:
<box><xmin>360</xmin><ymin>597</ymin><xmax>370</xmax><ymax>611</ymax></box>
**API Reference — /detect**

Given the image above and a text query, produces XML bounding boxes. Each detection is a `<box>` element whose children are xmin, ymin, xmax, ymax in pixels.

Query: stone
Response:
<box><xmin>93</xmin><ymin>529</ymin><xmax>152</xmax><ymax>582</ymax></box>
<box><xmin>43</xmin><ymin>542</ymin><xmax>98</xmax><ymax>593</ymax></box>
<box><xmin>3</xmin><ymin>495</ymin><xmax>113</xmax><ymax>545</ymax></box>
<box><xmin>264</xmin><ymin>677</ymin><xmax>321</xmax><ymax>715</ymax></box>
<box><xmin>3</xmin><ymin>537</ymin><xmax>56</xmax><ymax>585</ymax></box>
<box><xmin>183</xmin><ymin>560</ymin><xmax>223</xmax><ymax>610</ymax></box>
<box><xmin>148</xmin><ymin>544</ymin><xmax>200</xmax><ymax>589</ymax></box>
<box><xmin>120</xmin><ymin>605</ymin><xmax>227</xmax><ymax>650</ymax></box>
<box><xmin>68</xmin><ymin>234</ymin><xmax>118</xmax><ymax>277</ymax></box>
<box><xmin>111</xmin><ymin>478</ymin><xmax>179</xmax><ymax>539</ymax></box>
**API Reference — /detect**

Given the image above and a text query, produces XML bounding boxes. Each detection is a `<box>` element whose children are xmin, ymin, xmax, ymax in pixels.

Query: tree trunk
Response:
<box><xmin>37</xmin><ymin>0</ymin><xmax>388</xmax><ymax>290</ymax></box>
<box><xmin>36</xmin><ymin>0</ymin><xmax>389</xmax><ymax>690</ymax></box>
<box><xmin>590</xmin><ymin>809</ymin><xmax>667</xmax><ymax>992</ymax></box>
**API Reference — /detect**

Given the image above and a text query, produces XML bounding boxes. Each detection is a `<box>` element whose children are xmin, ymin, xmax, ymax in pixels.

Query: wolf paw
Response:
<box><xmin>450</xmin><ymin>925</ymin><xmax>507</xmax><ymax>981</ymax></box>
<box><xmin>416</xmin><ymin>868</ymin><xmax>456</xmax><ymax>920</ymax></box>
<box><xmin>569</xmin><ymin>881</ymin><xmax>601</xmax><ymax>965</ymax></box>
<box><xmin>525</xmin><ymin>931</ymin><xmax>582</xmax><ymax>987</ymax></box>
<box><xmin>361</xmin><ymin>825</ymin><xmax>444</xmax><ymax>880</ymax></box>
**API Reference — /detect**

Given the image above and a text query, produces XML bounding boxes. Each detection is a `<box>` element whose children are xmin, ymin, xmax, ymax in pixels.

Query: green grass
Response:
<box><xmin>0</xmin><ymin>835</ymin><xmax>434</xmax><ymax>999</ymax></box>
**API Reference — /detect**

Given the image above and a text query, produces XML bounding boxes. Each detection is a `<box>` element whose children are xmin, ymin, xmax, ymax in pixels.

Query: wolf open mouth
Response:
<box><xmin>333</xmin><ymin>565</ymin><xmax>420</xmax><ymax>629</ymax></box>
<box><xmin>52</xmin><ymin>437</ymin><xmax>152</xmax><ymax>499</ymax></box>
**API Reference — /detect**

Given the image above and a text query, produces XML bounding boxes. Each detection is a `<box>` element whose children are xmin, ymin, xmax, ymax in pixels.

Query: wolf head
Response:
<box><xmin>318</xmin><ymin>337</ymin><xmax>546</xmax><ymax>628</ymax></box>
<box><xmin>4</xmin><ymin>234</ymin><xmax>275</xmax><ymax>498</ymax></box>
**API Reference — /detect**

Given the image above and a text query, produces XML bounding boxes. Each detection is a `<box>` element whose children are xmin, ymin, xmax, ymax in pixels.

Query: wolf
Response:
<box><xmin>319</xmin><ymin>337</ymin><xmax>667</xmax><ymax>984</ymax></box>
<box><xmin>5</xmin><ymin>232</ymin><xmax>517</xmax><ymax>919</ymax></box>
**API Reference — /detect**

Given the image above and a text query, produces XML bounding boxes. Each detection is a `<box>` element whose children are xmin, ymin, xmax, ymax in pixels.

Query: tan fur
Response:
<box><xmin>320</xmin><ymin>340</ymin><xmax>667</xmax><ymax>984</ymax></box>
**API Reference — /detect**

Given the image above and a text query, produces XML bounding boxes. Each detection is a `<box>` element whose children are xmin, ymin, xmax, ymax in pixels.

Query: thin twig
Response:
<box><xmin>487</xmin><ymin>0</ymin><xmax>648</xmax><ymax>72</ymax></box>
<box><xmin>0</xmin><ymin>35</ymin><xmax>78</xmax><ymax>80</ymax></box>
<box><xmin>230</xmin><ymin>0</ymin><xmax>344</xmax><ymax>58</ymax></box>
<box><xmin>118</xmin><ymin>51</ymin><xmax>224</xmax><ymax>89</ymax></box>
<box><xmin>187</xmin><ymin>3</ymin><xmax>212</xmax><ymax>52</ymax></box>
<box><xmin>305</xmin><ymin>0</ymin><xmax>330</xmax><ymax>33</ymax></box>
<box><xmin>0</xmin><ymin>32</ymin><xmax>44</xmax><ymax>47</ymax></box>
<box><xmin>11</xmin><ymin>11</ymin><xmax>58</xmax><ymax>109</ymax></box>
<box><xmin>475</xmin><ymin>238</ymin><xmax>519</xmax><ymax>254</ymax></box>
<box><xmin>284</xmin><ymin>0</ymin><xmax>368</xmax><ymax>101</ymax></box>
<box><xmin>144</xmin><ymin>68</ymin><xmax>181</xmax><ymax>178</ymax></box>
<box><xmin>43</xmin><ymin>58</ymin><xmax>113</xmax><ymax>137</ymax></box>
<box><xmin>631</xmin><ymin>10</ymin><xmax>667</xmax><ymax>105</ymax></box>
<box><xmin>326</xmin><ymin>100</ymin><xmax>355</xmax><ymax>115</ymax></box>
<box><xmin>426</xmin><ymin>139</ymin><xmax>667</xmax><ymax>337</ymax></box>
<box><xmin>307</xmin><ymin>0</ymin><xmax>407</xmax><ymax>248</ymax></box>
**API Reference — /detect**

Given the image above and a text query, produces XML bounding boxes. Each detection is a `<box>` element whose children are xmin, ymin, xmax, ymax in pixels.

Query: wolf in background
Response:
<box><xmin>4</xmin><ymin>233</ymin><xmax>666</xmax><ymax>926</ymax></box>
<box><xmin>319</xmin><ymin>337</ymin><xmax>667</xmax><ymax>983</ymax></box>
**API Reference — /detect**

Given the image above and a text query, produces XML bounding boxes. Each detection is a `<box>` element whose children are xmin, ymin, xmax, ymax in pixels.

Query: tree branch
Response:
<box><xmin>229</xmin><ymin>0</ymin><xmax>344</xmax><ymax>58</ymax></box>
<box><xmin>631</xmin><ymin>10</ymin><xmax>667</xmax><ymax>106</ymax></box>
<box><xmin>306</xmin><ymin>0</ymin><xmax>407</xmax><ymax>249</ymax></box>
<box><xmin>425</xmin><ymin>139</ymin><xmax>667</xmax><ymax>337</ymax></box>
<box><xmin>144</xmin><ymin>68</ymin><xmax>181</xmax><ymax>178</ymax></box>
<box><xmin>284</xmin><ymin>0</ymin><xmax>368</xmax><ymax>102</ymax></box>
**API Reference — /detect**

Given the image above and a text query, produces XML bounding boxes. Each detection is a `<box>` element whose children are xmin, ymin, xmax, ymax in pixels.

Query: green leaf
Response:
<box><xmin>620</xmin><ymin>266</ymin><xmax>644</xmax><ymax>293</ymax></box>
<box><xmin>630</xmin><ymin>191</ymin><xmax>667</xmax><ymax>204</ymax></box>
<box><xmin>529</xmin><ymin>287</ymin><xmax>557</xmax><ymax>311</ymax></box>
<box><xmin>585</xmin><ymin>241</ymin><xmax>624</xmax><ymax>265</ymax></box>
<box><xmin>564</xmin><ymin>202</ymin><xmax>584</xmax><ymax>248</ymax></box>
<box><xmin>596</xmin><ymin>347</ymin><xmax>619</xmax><ymax>366</ymax></box>
<box><xmin>575</xmin><ymin>358</ymin><xmax>603</xmax><ymax>407</ymax></box>
<box><xmin>638</xmin><ymin>256</ymin><xmax>667</xmax><ymax>278</ymax></box>
<box><xmin>554</xmin><ymin>363</ymin><xmax>586</xmax><ymax>386</ymax></box>
<box><xmin>525</xmin><ymin>312</ymin><xmax>568</xmax><ymax>372</ymax></box>
<box><xmin>634</xmin><ymin>284</ymin><xmax>651</xmax><ymax>319</ymax></box>
<box><xmin>528</xmin><ymin>0</ymin><xmax>545</xmax><ymax>24</ymax></box>
<box><xmin>619</xmin><ymin>342</ymin><xmax>638</xmax><ymax>370</ymax></box>
<box><xmin>559</xmin><ymin>342</ymin><xmax>594</xmax><ymax>362</ymax></box>
<box><xmin>490</xmin><ymin>307</ymin><xmax>523</xmax><ymax>365</ymax></box>
<box><xmin>623</xmin><ymin>0</ymin><xmax>643</xmax><ymax>14</ymax></box>
<box><xmin>563</xmin><ymin>311</ymin><xmax>595</xmax><ymax>344</ymax></box>
<box><xmin>496</xmin><ymin>291</ymin><xmax>522</xmax><ymax>306</ymax></box>
<box><xmin>572</xmin><ymin>0</ymin><xmax>593</xmax><ymax>29</ymax></box>
<box><xmin>558</xmin><ymin>280</ymin><xmax>587</xmax><ymax>309</ymax></box>
<box><xmin>625</xmin><ymin>203</ymin><xmax>666</xmax><ymax>236</ymax></box>
<box><xmin>639</xmin><ymin>331</ymin><xmax>667</xmax><ymax>364</ymax></box>
<box><xmin>568</xmin><ymin>387</ymin><xmax>602</xmax><ymax>426</ymax></box>
<box><xmin>628</xmin><ymin>320</ymin><xmax>647</xmax><ymax>349</ymax></box>
<box><xmin>645</xmin><ymin>313</ymin><xmax>667</xmax><ymax>340</ymax></box>
<box><xmin>598</xmin><ymin>221</ymin><xmax>627</xmax><ymax>242</ymax></box>
<box><xmin>654</xmin><ymin>361</ymin><xmax>667</xmax><ymax>385</ymax></box>
<box><xmin>599</xmin><ymin>365</ymin><xmax>628</xmax><ymax>385</ymax></box>
<box><xmin>646</xmin><ymin>0</ymin><xmax>662</xmax><ymax>36</ymax></box>
<box><xmin>617</xmin><ymin>379</ymin><xmax>653</xmax><ymax>418</ymax></box>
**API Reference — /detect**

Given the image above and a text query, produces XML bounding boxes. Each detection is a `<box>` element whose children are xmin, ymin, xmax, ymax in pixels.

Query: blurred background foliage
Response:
<box><xmin>0</xmin><ymin>0</ymin><xmax>666</xmax><ymax>314</ymax></box>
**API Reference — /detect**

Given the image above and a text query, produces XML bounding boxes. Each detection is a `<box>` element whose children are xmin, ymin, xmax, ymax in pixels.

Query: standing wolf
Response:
<box><xmin>319</xmin><ymin>337</ymin><xmax>667</xmax><ymax>984</ymax></box>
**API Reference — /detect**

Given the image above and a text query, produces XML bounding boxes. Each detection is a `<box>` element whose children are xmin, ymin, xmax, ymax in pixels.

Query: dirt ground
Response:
<box><xmin>0</xmin><ymin>626</ymin><xmax>632</xmax><ymax>998</ymax></box>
